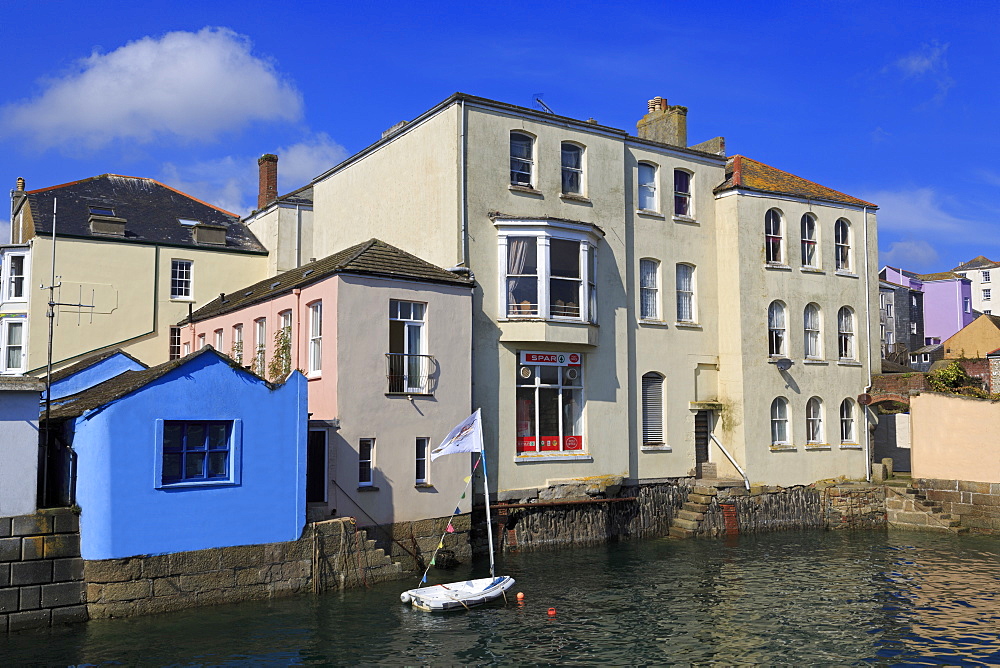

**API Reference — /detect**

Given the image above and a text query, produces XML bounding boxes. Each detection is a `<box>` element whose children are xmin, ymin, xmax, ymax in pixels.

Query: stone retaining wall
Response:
<box><xmin>914</xmin><ymin>478</ymin><xmax>1000</xmax><ymax>532</ymax></box>
<box><xmin>0</xmin><ymin>509</ymin><xmax>86</xmax><ymax>632</ymax></box>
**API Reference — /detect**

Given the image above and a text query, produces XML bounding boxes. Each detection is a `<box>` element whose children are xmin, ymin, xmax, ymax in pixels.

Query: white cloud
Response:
<box><xmin>157</xmin><ymin>134</ymin><xmax>348</xmax><ymax>216</ymax></box>
<box><xmin>0</xmin><ymin>27</ymin><xmax>303</xmax><ymax>150</ymax></box>
<box><xmin>882</xmin><ymin>40</ymin><xmax>954</xmax><ymax>103</ymax></box>
<box><xmin>881</xmin><ymin>240</ymin><xmax>940</xmax><ymax>271</ymax></box>
<box><xmin>864</xmin><ymin>188</ymin><xmax>969</xmax><ymax>236</ymax></box>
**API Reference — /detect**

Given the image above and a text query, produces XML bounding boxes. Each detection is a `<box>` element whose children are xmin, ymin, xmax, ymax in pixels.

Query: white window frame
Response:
<box><xmin>308</xmin><ymin>301</ymin><xmax>322</xmax><ymax>375</ymax></box>
<box><xmin>840</xmin><ymin>399</ymin><xmax>856</xmax><ymax>444</ymax></box>
<box><xmin>232</xmin><ymin>324</ymin><xmax>243</xmax><ymax>364</ymax></box>
<box><xmin>388</xmin><ymin>299</ymin><xmax>427</xmax><ymax>394</ymax></box>
<box><xmin>561</xmin><ymin>142</ymin><xmax>584</xmax><ymax>195</ymax></box>
<box><xmin>806</xmin><ymin>397</ymin><xmax>824</xmax><ymax>444</ymax></box>
<box><xmin>516</xmin><ymin>356</ymin><xmax>586</xmax><ymax>455</ymax></box>
<box><xmin>415</xmin><ymin>437</ymin><xmax>429</xmax><ymax>485</ymax></box>
<box><xmin>510</xmin><ymin>132</ymin><xmax>535</xmax><ymax>188</ymax></box>
<box><xmin>676</xmin><ymin>263</ymin><xmax>696</xmax><ymax>323</ymax></box>
<box><xmin>197</xmin><ymin>333</ymin><xmax>206</xmax><ymax>350</ymax></box>
<box><xmin>1</xmin><ymin>318</ymin><xmax>26</xmax><ymax>373</ymax></box>
<box><xmin>800</xmin><ymin>214</ymin><xmax>818</xmax><ymax>268</ymax></box>
<box><xmin>835</xmin><ymin>219</ymin><xmax>852</xmax><ymax>272</ymax></box>
<box><xmin>2</xmin><ymin>253</ymin><xmax>28</xmax><ymax>302</ymax></box>
<box><xmin>169</xmin><ymin>326</ymin><xmax>182</xmax><ymax>360</ymax></box>
<box><xmin>771</xmin><ymin>397</ymin><xmax>789</xmax><ymax>446</ymax></box>
<box><xmin>641</xmin><ymin>372</ymin><xmax>664</xmax><ymax>445</ymax></box>
<box><xmin>359</xmin><ymin>438</ymin><xmax>375</xmax><ymax>487</ymax></box>
<box><xmin>838</xmin><ymin>307</ymin><xmax>855</xmax><ymax>360</ymax></box>
<box><xmin>638</xmin><ymin>162</ymin><xmax>658</xmax><ymax>212</ymax></box>
<box><xmin>765</xmin><ymin>209</ymin><xmax>783</xmax><ymax>264</ymax></box>
<box><xmin>214</xmin><ymin>329</ymin><xmax>224</xmax><ymax>350</ymax></box>
<box><xmin>984</xmin><ymin>270</ymin><xmax>992</xmax><ymax>283</ymax></box>
<box><xmin>639</xmin><ymin>258</ymin><xmax>659</xmax><ymax>321</ymax></box>
<box><xmin>254</xmin><ymin>318</ymin><xmax>267</xmax><ymax>376</ymax></box>
<box><xmin>768</xmin><ymin>301</ymin><xmax>786</xmax><ymax>357</ymax></box>
<box><xmin>496</xmin><ymin>220</ymin><xmax>601</xmax><ymax>323</ymax></box>
<box><xmin>673</xmin><ymin>169</ymin><xmax>693</xmax><ymax>218</ymax></box>
<box><xmin>804</xmin><ymin>303</ymin><xmax>821</xmax><ymax>359</ymax></box>
<box><xmin>984</xmin><ymin>289</ymin><xmax>992</xmax><ymax>302</ymax></box>
<box><xmin>170</xmin><ymin>259</ymin><xmax>193</xmax><ymax>300</ymax></box>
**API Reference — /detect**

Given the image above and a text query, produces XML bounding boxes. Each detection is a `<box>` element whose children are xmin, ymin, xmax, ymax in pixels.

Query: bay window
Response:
<box><xmin>516</xmin><ymin>352</ymin><xmax>584</xmax><ymax>454</ymax></box>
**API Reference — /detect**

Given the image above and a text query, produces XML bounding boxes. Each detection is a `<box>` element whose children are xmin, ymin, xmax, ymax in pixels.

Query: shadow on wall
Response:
<box><xmin>872</xmin><ymin>413</ymin><xmax>911</xmax><ymax>472</ymax></box>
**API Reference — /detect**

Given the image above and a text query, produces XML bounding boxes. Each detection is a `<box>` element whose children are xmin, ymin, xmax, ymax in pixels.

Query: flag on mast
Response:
<box><xmin>431</xmin><ymin>409</ymin><xmax>483</xmax><ymax>460</ymax></box>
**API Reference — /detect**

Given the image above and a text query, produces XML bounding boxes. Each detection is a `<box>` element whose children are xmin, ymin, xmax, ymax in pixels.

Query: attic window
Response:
<box><xmin>270</xmin><ymin>282</ymin><xmax>280</xmax><ymax>289</ymax></box>
<box><xmin>178</xmin><ymin>218</ymin><xmax>200</xmax><ymax>226</ymax></box>
<box><xmin>303</xmin><ymin>269</ymin><xmax>314</xmax><ymax>277</ymax></box>
<box><xmin>244</xmin><ymin>290</ymin><xmax>254</xmax><ymax>297</ymax></box>
<box><xmin>89</xmin><ymin>206</ymin><xmax>115</xmax><ymax>216</ymax></box>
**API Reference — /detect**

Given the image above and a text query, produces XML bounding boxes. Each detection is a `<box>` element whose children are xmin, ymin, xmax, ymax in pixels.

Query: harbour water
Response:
<box><xmin>3</xmin><ymin>529</ymin><xmax>1000</xmax><ymax>665</ymax></box>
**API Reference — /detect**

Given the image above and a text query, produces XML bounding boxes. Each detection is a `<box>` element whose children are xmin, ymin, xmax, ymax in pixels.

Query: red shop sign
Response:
<box><xmin>520</xmin><ymin>351</ymin><xmax>582</xmax><ymax>366</ymax></box>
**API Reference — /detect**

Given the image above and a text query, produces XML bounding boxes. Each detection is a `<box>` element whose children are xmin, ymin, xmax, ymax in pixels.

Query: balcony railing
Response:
<box><xmin>386</xmin><ymin>353</ymin><xmax>433</xmax><ymax>394</ymax></box>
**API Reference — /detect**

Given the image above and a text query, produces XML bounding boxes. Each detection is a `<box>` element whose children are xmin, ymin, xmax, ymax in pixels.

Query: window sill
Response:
<box><xmin>170</xmin><ymin>297</ymin><xmax>195</xmax><ymax>302</ymax></box>
<box><xmin>357</xmin><ymin>486</ymin><xmax>379</xmax><ymax>492</ymax></box>
<box><xmin>765</xmin><ymin>263</ymin><xmax>792</xmax><ymax>271</ymax></box>
<box><xmin>386</xmin><ymin>392</ymin><xmax>434</xmax><ymax>398</ymax></box>
<box><xmin>641</xmin><ymin>444</ymin><xmax>672</xmax><ymax>452</ymax></box>
<box><xmin>800</xmin><ymin>267</ymin><xmax>824</xmax><ymax>274</ymax></box>
<box><xmin>839</xmin><ymin>443</ymin><xmax>863</xmax><ymax>450</ymax></box>
<box><xmin>157</xmin><ymin>479</ymin><xmax>237</xmax><ymax>490</ymax></box>
<box><xmin>769</xmin><ymin>444</ymin><xmax>796</xmax><ymax>452</ymax></box>
<box><xmin>803</xmin><ymin>359</ymin><xmax>828</xmax><ymax>365</ymax></box>
<box><xmin>674</xmin><ymin>321</ymin><xmax>702</xmax><ymax>330</ymax></box>
<box><xmin>414</xmin><ymin>483</ymin><xmax>435</xmax><ymax>489</ymax></box>
<box><xmin>500</xmin><ymin>316</ymin><xmax>593</xmax><ymax>325</ymax></box>
<box><xmin>639</xmin><ymin>319</ymin><xmax>669</xmax><ymax>328</ymax></box>
<box><xmin>635</xmin><ymin>209</ymin><xmax>665</xmax><ymax>219</ymax></box>
<box><xmin>838</xmin><ymin>360</ymin><xmax>863</xmax><ymax>367</ymax></box>
<box><xmin>560</xmin><ymin>193</ymin><xmax>591</xmax><ymax>204</ymax></box>
<box><xmin>672</xmin><ymin>215</ymin><xmax>699</xmax><ymax>225</ymax></box>
<box><xmin>514</xmin><ymin>452</ymin><xmax>593</xmax><ymax>463</ymax></box>
<box><xmin>835</xmin><ymin>270</ymin><xmax>858</xmax><ymax>278</ymax></box>
<box><xmin>307</xmin><ymin>372</ymin><xmax>322</xmax><ymax>380</ymax></box>
<box><xmin>509</xmin><ymin>184</ymin><xmax>543</xmax><ymax>197</ymax></box>
<box><xmin>804</xmin><ymin>443</ymin><xmax>832</xmax><ymax>451</ymax></box>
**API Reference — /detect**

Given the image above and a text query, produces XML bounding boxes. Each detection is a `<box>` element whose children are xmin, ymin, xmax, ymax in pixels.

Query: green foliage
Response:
<box><xmin>926</xmin><ymin>360</ymin><xmax>998</xmax><ymax>400</ymax></box>
<box><xmin>268</xmin><ymin>326</ymin><xmax>292</xmax><ymax>381</ymax></box>
<box><xmin>231</xmin><ymin>339</ymin><xmax>244</xmax><ymax>365</ymax></box>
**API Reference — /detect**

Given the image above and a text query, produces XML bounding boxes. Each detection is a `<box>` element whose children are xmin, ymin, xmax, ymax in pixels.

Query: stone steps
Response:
<box><xmin>668</xmin><ymin>486</ymin><xmax>718</xmax><ymax>539</ymax></box>
<box><xmin>886</xmin><ymin>487</ymin><xmax>969</xmax><ymax>534</ymax></box>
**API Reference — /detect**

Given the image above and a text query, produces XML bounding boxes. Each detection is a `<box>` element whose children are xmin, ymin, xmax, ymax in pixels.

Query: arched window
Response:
<box><xmin>806</xmin><ymin>397</ymin><xmax>823</xmax><ymax>444</ymax></box>
<box><xmin>641</xmin><ymin>373</ymin><xmax>665</xmax><ymax>445</ymax></box>
<box><xmin>840</xmin><ymin>399</ymin><xmax>856</xmax><ymax>444</ymax></box>
<box><xmin>676</xmin><ymin>263</ymin><xmax>695</xmax><ymax>323</ymax></box>
<box><xmin>674</xmin><ymin>169</ymin><xmax>692</xmax><ymax>217</ymax></box>
<box><xmin>771</xmin><ymin>397</ymin><xmax>789</xmax><ymax>445</ymax></box>
<box><xmin>804</xmin><ymin>303</ymin><xmax>821</xmax><ymax>358</ymax></box>
<box><xmin>765</xmin><ymin>209</ymin><xmax>783</xmax><ymax>263</ymax></box>
<box><xmin>510</xmin><ymin>132</ymin><xmax>534</xmax><ymax>187</ymax></box>
<box><xmin>561</xmin><ymin>142</ymin><xmax>584</xmax><ymax>195</ymax></box>
<box><xmin>838</xmin><ymin>307</ymin><xmax>855</xmax><ymax>360</ymax></box>
<box><xmin>835</xmin><ymin>219</ymin><xmax>851</xmax><ymax>271</ymax></box>
<box><xmin>640</xmin><ymin>258</ymin><xmax>659</xmax><ymax>320</ymax></box>
<box><xmin>638</xmin><ymin>162</ymin><xmax>657</xmax><ymax>211</ymax></box>
<box><xmin>801</xmin><ymin>214</ymin><xmax>817</xmax><ymax>267</ymax></box>
<box><xmin>768</xmin><ymin>301</ymin><xmax>786</xmax><ymax>356</ymax></box>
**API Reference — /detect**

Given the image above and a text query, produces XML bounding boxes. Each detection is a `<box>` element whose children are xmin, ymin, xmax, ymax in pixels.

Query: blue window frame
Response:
<box><xmin>161</xmin><ymin>420</ymin><xmax>232</xmax><ymax>485</ymax></box>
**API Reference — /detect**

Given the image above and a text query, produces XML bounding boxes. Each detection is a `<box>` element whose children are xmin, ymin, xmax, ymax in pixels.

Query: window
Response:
<box><xmin>306</xmin><ymin>431</ymin><xmax>328</xmax><ymax>503</ymax></box>
<box><xmin>214</xmin><ymin>329</ymin><xmax>223</xmax><ymax>350</ymax></box>
<box><xmin>768</xmin><ymin>301</ymin><xmax>786</xmax><ymax>356</ymax></box>
<box><xmin>674</xmin><ymin>170</ymin><xmax>692</xmax><ymax>217</ymax></box>
<box><xmin>765</xmin><ymin>209</ymin><xmax>783</xmax><ymax>263</ymax></box>
<box><xmin>161</xmin><ymin>421</ymin><xmax>232</xmax><ymax>485</ymax></box>
<box><xmin>2</xmin><ymin>320</ymin><xmax>25</xmax><ymax>372</ymax></box>
<box><xmin>964</xmin><ymin>297</ymin><xmax>972</xmax><ymax>313</ymax></box>
<box><xmin>4</xmin><ymin>254</ymin><xmax>26</xmax><ymax>300</ymax></box>
<box><xmin>388</xmin><ymin>300</ymin><xmax>427</xmax><ymax>393</ymax></box>
<box><xmin>885</xmin><ymin>301</ymin><xmax>893</xmax><ymax>317</ymax></box>
<box><xmin>516</xmin><ymin>355</ymin><xmax>584</xmax><ymax>453</ymax></box>
<box><xmin>987</xmin><ymin>310</ymin><xmax>993</xmax><ymax>315</ymax></box>
<box><xmin>639</xmin><ymin>259</ymin><xmax>659</xmax><ymax>320</ymax></box>
<box><xmin>771</xmin><ymin>397</ymin><xmax>789</xmax><ymax>445</ymax></box>
<box><xmin>170</xmin><ymin>260</ymin><xmax>193</xmax><ymax>299</ymax></box>
<box><xmin>415</xmin><ymin>437</ymin><xmax>429</xmax><ymax>484</ymax></box>
<box><xmin>806</xmin><ymin>397</ymin><xmax>823</xmax><ymax>444</ymax></box>
<box><xmin>804</xmin><ymin>303</ymin><xmax>821</xmax><ymax>358</ymax></box>
<box><xmin>510</xmin><ymin>132</ymin><xmax>534</xmax><ymax>187</ymax></box>
<box><xmin>359</xmin><ymin>438</ymin><xmax>375</xmax><ymax>487</ymax></box>
<box><xmin>984</xmin><ymin>270</ymin><xmax>992</xmax><ymax>283</ymax></box>
<box><xmin>502</xmin><ymin>231</ymin><xmax>596</xmax><ymax>321</ymax></box>
<box><xmin>840</xmin><ymin>399</ymin><xmax>856</xmax><ymax>444</ymax></box>
<box><xmin>169</xmin><ymin>326</ymin><xmax>182</xmax><ymax>360</ymax></box>
<box><xmin>197</xmin><ymin>333</ymin><xmax>206</xmax><ymax>350</ymax></box>
<box><xmin>254</xmin><ymin>318</ymin><xmax>267</xmax><ymax>376</ymax></box>
<box><xmin>232</xmin><ymin>324</ymin><xmax>243</xmax><ymax>363</ymax></box>
<box><xmin>834</xmin><ymin>219</ymin><xmax>851</xmax><ymax>271</ymax></box>
<box><xmin>984</xmin><ymin>289</ymin><xmax>992</xmax><ymax>302</ymax></box>
<box><xmin>800</xmin><ymin>214</ymin><xmax>817</xmax><ymax>267</ymax></box>
<box><xmin>308</xmin><ymin>302</ymin><xmax>322</xmax><ymax>374</ymax></box>
<box><xmin>910</xmin><ymin>322</ymin><xmax>918</xmax><ymax>334</ymax></box>
<box><xmin>641</xmin><ymin>372</ymin><xmax>664</xmax><ymax>445</ymax></box>
<box><xmin>638</xmin><ymin>163</ymin><xmax>657</xmax><ymax>211</ymax></box>
<box><xmin>676</xmin><ymin>264</ymin><xmax>695</xmax><ymax>323</ymax></box>
<box><xmin>838</xmin><ymin>307</ymin><xmax>855</xmax><ymax>360</ymax></box>
<box><xmin>561</xmin><ymin>143</ymin><xmax>583</xmax><ymax>195</ymax></box>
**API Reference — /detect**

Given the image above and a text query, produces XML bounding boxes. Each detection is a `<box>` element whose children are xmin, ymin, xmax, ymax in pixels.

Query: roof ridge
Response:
<box><xmin>337</xmin><ymin>238</ymin><xmax>380</xmax><ymax>270</ymax></box>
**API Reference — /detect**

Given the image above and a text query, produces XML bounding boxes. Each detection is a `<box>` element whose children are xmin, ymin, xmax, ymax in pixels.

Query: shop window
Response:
<box><xmin>516</xmin><ymin>353</ymin><xmax>584</xmax><ymax>454</ymax></box>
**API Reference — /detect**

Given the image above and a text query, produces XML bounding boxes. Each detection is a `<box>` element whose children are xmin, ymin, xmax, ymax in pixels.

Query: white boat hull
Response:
<box><xmin>400</xmin><ymin>576</ymin><xmax>515</xmax><ymax>612</ymax></box>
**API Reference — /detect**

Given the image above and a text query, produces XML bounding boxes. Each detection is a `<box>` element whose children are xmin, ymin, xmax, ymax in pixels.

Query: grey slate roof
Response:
<box><xmin>25</xmin><ymin>174</ymin><xmax>266</xmax><ymax>253</ymax></box>
<box><xmin>953</xmin><ymin>256</ymin><xmax>1000</xmax><ymax>272</ymax></box>
<box><xmin>183</xmin><ymin>238</ymin><xmax>472</xmax><ymax>324</ymax></box>
<box><xmin>47</xmin><ymin>348</ymin><xmax>147</xmax><ymax>384</ymax></box>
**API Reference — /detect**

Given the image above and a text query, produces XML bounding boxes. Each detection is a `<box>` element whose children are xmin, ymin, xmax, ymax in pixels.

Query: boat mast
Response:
<box><xmin>478</xmin><ymin>418</ymin><xmax>496</xmax><ymax>578</ymax></box>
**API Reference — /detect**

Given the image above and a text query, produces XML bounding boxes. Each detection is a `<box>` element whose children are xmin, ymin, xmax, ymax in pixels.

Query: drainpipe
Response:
<box><xmin>293</xmin><ymin>288</ymin><xmax>302</xmax><ymax>370</ymax></box>
<box><xmin>458</xmin><ymin>98</ymin><xmax>468</xmax><ymax>268</ymax></box>
<box><xmin>862</xmin><ymin>206</ymin><xmax>873</xmax><ymax>482</ymax></box>
<box><xmin>295</xmin><ymin>204</ymin><xmax>302</xmax><ymax>269</ymax></box>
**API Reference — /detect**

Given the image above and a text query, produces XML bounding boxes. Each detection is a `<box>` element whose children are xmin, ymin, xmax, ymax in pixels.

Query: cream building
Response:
<box><xmin>257</xmin><ymin>93</ymin><xmax>879</xmax><ymax>492</ymax></box>
<box><xmin>6</xmin><ymin>174</ymin><xmax>268</xmax><ymax>375</ymax></box>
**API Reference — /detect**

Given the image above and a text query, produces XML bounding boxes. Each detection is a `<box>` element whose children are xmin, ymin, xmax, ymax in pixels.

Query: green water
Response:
<box><xmin>3</xmin><ymin>530</ymin><xmax>1000</xmax><ymax>665</ymax></box>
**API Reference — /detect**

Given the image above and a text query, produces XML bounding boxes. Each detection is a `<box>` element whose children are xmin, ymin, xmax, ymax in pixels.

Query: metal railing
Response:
<box><xmin>385</xmin><ymin>353</ymin><xmax>433</xmax><ymax>394</ymax></box>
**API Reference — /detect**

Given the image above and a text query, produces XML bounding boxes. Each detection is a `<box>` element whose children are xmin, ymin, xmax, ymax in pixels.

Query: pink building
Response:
<box><xmin>181</xmin><ymin>239</ymin><xmax>474</xmax><ymax>528</ymax></box>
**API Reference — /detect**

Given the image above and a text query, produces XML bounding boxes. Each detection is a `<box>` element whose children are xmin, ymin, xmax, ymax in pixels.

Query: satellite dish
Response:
<box><xmin>775</xmin><ymin>358</ymin><xmax>793</xmax><ymax>371</ymax></box>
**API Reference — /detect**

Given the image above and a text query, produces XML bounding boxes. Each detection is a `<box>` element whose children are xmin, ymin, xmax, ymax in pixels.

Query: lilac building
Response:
<box><xmin>880</xmin><ymin>266</ymin><xmax>974</xmax><ymax>344</ymax></box>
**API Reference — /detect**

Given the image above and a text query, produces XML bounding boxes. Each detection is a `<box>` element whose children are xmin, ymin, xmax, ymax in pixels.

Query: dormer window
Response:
<box><xmin>178</xmin><ymin>218</ymin><xmax>200</xmax><ymax>226</ymax></box>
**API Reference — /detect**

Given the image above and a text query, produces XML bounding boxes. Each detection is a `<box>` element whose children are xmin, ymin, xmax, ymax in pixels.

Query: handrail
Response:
<box><xmin>710</xmin><ymin>433</ymin><xmax>751</xmax><ymax>491</ymax></box>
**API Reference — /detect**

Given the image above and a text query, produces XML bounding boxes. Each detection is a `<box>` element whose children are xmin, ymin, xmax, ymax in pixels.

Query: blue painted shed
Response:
<box><xmin>46</xmin><ymin>347</ymin><xmax>307</xmax><ymax>560</ymax></box>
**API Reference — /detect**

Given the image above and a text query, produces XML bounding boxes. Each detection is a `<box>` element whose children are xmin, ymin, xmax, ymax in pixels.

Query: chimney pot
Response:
<box><xmin>257</xmin><ymin>154</ymin><xmax>278</xmax><ymax>210</ymax></box>
<box><xmin>637</xmin><ymin>96</ymin><xmax>687</xmax><ymax>147</ymax></box>
<box><xmin>16</xmin><ymin>177</ymin><xmax>25</xmax><ymax>191</ymax></box>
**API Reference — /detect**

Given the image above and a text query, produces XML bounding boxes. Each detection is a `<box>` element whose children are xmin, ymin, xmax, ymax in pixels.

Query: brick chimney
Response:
<box><xmin>636</xmin><ymin>97</ymin><xmax>687</xmax><ymax>148</ymax></box>
<box><xmin>257</xmin><ymin>154</ymin><xmax>278</xmax><ymax>209</ymax></box>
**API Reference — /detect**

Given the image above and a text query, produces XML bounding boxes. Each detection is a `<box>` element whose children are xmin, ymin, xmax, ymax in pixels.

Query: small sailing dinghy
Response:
<box><xmin>400</xmin><ymin>409</ymin><xmax>515</xmax><ymax>612</ymax></box>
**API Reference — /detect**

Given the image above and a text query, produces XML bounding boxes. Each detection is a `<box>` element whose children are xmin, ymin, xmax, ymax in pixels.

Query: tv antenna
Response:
<box><xmin>533</xmin><ymin>94</ymin><xmax>555</xmax><ymax>114</ymax></box>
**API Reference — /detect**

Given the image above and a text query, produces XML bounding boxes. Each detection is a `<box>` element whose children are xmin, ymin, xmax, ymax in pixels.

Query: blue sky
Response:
<box><xmin>2</xmin><ymin>1</ymin><xmax>997</xmax><ymax>272</ymax></box>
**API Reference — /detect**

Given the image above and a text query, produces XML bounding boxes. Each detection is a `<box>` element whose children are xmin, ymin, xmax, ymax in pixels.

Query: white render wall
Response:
<box><xmin>0</xmin><ymin>381</ymin><xmax>43</xmax><ymax>517</ymax></box>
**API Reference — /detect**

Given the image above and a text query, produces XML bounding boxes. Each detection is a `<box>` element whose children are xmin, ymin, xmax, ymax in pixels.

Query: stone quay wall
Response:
<box><xmin>379</xmin><ymin>514</ymin><xmax>472</xmax><ymax>573</ymax></box>
<box><xmin>913</xmin><ymin>478</ymin><xmax>1000</xmax><ymax>532</ymax></box>
<box><xmin>0</xmin><ymin>509</ymin><xmax>87</xmax><ymax>633</ymax></box>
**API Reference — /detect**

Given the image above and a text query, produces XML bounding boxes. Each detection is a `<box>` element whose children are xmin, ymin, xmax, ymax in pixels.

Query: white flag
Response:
<box><xmin>431</xmin><ymin>409</ymin><xmax>483</xmax><ymax>460</ymax></box>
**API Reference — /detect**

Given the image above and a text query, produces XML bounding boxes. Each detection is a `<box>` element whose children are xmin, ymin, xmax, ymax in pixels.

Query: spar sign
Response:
<box><xmin>519</xmin><ymin>351</ymin><xmax>581</xmax><ymax>366</ymax></box>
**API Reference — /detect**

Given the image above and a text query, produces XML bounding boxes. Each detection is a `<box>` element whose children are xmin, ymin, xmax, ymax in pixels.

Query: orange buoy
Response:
<box><xmin>547</xmin><ymin>607</ymin><xmax>557</xmax><ymax>616</ymax></box>
<box><xmin>516</xmin><ymin>592</ymin><xmax>525</xmax><ymax>600</ymax></box>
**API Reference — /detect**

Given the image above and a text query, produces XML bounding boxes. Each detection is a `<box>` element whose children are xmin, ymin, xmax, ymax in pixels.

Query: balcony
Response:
<box><xmin>386</xmin><ymin>353</ymin><xmax>434</xmax><ymax>395</ymax></box>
